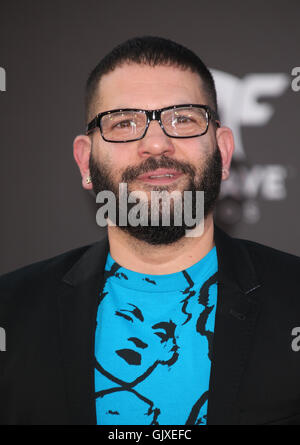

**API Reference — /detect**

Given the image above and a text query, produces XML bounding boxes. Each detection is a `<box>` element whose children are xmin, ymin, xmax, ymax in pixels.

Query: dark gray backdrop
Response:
<box><xmin>0</xmin><ymin>0</ymin><xmax>299</xmax><ymax>275</ymax></box>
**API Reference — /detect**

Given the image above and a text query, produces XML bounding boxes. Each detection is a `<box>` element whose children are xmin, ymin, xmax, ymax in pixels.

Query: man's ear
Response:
<box><xmin>216</xmin><ymin>126</ymin><xmax>235</xmax><ymax>181</ymax></box>
<box><xmin>73</xmin><ymin>134</ymin><xmax>93</xmax><ymax>190</ymax></box>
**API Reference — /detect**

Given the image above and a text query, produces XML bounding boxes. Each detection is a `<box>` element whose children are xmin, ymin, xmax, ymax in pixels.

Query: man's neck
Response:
<box><xmin>107</xmin><ymin>214</ymin><xmax>215</xmax><ymax>275</ymax></box>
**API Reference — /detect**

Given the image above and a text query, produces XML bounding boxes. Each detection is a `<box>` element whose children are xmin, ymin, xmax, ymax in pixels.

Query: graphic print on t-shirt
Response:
<box><xmin>94</xmin><ymin>247</ymin><xmax>218</xmax><ymax>425</ymax></box>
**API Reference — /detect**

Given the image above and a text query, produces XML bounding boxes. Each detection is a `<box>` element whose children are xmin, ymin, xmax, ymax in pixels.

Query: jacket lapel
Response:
<box><xmin>207</xmin><ymin>226</ymin><xmax>262</xmax><ymax>425</ymax></box>
<box><xmin>58</xmin><ymin>235</ymin><xmax>109</xmax><ymax>425</ymax></box>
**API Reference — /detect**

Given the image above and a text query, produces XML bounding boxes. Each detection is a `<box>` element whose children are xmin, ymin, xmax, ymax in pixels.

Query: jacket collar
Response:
<box><xmin>59</xmin><ymin>225</ymin><xmax>261</xmax><ymax>425</ymax></box>
<box><xmin>62</xmin><ymin>225</ymin><xmax>260</xmax><ymax>290</ymax></box>
<box><xmin>63</xmin><ymin>225</ymin><xmax>259</xmax><ymax>293</ymax></box>
<box><xmin>214</xmin><ymin>224</ymin><xmax>261</xmax><ymax>294</ymax></box>
<box><xmin>62</xmin><ymin>235</ymin><xmax>109</xmax><ymax>287</ymax></box>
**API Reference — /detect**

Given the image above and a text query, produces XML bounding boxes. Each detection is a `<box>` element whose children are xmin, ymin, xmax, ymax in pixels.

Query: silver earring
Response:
<box><xmin>86</xmin><ymin>176</ymin><xmax>92</xmax><ymax>184</ymax></box>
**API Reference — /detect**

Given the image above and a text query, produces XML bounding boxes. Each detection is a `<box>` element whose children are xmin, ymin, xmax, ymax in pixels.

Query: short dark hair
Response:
<box><xmin>85</xmin><ymin>36</ymin><xmax>218</xmax><ymax>124</ymax></box>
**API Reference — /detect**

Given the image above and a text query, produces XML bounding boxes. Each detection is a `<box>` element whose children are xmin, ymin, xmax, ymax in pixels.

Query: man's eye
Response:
<box><xmin>114</xmin><ymin>120</ymin><xmax>135</xmax><ymax>129</ymax></box>
<box><xmin>174</xmin><ymin>116</ymin><xmax>192</xmax><ymax>124</ymax></box>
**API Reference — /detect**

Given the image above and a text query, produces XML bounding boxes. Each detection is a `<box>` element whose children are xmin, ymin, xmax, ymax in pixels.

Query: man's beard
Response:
<box><xmin>89</xmin><ymin>147</ymin><xmax>222</xmax><ymax>245</ymax></box>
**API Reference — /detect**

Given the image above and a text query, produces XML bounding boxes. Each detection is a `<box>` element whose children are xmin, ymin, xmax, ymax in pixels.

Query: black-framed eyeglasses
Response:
<box><xmin>86</xmin><ymin>104</ymin><xmax>221</xmax><ymax>143</ymax></box>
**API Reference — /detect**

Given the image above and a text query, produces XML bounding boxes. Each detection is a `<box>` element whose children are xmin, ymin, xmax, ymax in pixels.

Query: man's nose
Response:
<box><xmin>137</xmin><ymin>120</ymin><xmax>175</xmax><ymax>158</ymax></box>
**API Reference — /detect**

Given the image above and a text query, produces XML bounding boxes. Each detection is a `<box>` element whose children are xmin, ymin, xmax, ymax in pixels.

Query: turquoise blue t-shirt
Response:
<box><xmin>94</xmin><ymin>246</ymin><xmax>218</xmax><ymax>425</ymax></box>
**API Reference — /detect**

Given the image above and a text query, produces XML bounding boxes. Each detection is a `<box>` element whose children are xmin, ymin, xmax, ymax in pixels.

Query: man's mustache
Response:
<box><xmin>121</xmin><ymin>155</ymin><xmax>196</xmax><ymax>182</ymax></box>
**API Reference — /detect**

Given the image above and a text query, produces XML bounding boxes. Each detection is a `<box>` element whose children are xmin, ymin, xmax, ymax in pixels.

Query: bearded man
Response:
<box><xmin>1</xmin><ymin>36</ymin><xmax>300</xmax><ymax>426</ymax></box>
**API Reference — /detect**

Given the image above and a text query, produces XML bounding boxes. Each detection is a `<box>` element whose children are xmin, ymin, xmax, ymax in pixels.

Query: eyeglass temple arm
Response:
<box><xmin>209</xmin><ymin>108</ymin><xmax>221</xmax><ymax>127</ymax></box>
<box><xmin>86</xmin><ymin>117</ymin><xmax>98</xmax><ymax>135</ymax></box>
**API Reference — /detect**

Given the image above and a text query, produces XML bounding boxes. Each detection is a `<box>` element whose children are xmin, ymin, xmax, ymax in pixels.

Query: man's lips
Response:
<box><xmin>136</xmin><ymin>169</ymin><xmax>183</xmax><ymax>184</ymax></box>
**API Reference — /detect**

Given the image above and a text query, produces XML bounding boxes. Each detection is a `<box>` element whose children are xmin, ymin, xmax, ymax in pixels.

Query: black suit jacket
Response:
<box><xmin>1</xmin><ymin>225</ymin><xmax>300</xmax><ymax>425</ymax></box>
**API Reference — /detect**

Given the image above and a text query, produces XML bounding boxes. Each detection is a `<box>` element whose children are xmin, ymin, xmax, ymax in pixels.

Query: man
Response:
<box><xmin>0</xmin><ymin>36</ymin><xmax>300</xmax><ymax>426</ymax></box>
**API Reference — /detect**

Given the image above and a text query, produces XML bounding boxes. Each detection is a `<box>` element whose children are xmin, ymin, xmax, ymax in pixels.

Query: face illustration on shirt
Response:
<box><xmin>96</xmin><ymin>296</ymin><xmax>179</xmax><ymax>385</ymax></box>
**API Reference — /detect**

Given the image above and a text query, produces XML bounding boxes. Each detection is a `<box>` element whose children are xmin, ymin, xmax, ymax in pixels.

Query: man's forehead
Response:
<box><xmin>94</xmin><ymin>63</ymin><xmax>207</xmax><ymax>112</ymax></box>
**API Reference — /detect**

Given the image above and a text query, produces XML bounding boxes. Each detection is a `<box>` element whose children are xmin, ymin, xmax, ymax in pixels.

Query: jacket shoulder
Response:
<box><xmin>235</xmin><ymin>236</ymin><xmax>300</xmax><ymax>278</ymax></box>
<box><xmin>0</xmin><ymin>244</ymin><xmax>93</xmax><ymax>300</ymax></box>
